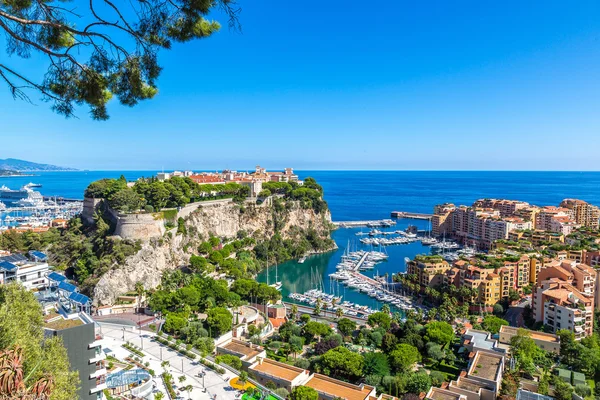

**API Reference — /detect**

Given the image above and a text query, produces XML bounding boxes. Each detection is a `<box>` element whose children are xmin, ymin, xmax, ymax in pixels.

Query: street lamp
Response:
<box><xmin>122</xmin><ymin>327</ymin><xmax>125</xmax><ymax>340</ymax></box>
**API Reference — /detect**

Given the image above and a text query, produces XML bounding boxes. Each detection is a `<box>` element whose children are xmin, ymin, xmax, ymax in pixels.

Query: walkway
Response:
<box><xmin>99</xmin><ymin>323</ymin><xmax>239</xmax><ymax>400</ymax></box>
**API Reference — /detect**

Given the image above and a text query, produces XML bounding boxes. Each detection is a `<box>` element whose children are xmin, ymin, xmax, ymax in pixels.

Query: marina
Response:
<box><xmin>0</xmin><ymin>184</ymin><xmax>83</xmax><ymax>231</ymax></box>
<box><xmin>259</xmin><ymin>220</ymin><xmax>435</xmax><ymax>318</ymax></box>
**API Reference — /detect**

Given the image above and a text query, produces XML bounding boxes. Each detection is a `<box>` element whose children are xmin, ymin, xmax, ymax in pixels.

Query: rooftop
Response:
<box><xmin>250</xmin><ymin>359</ymin><xmax>306</xmax><ymax>382</ymax></box>
<box><xmin>499</xmin><ymin>326</ymin><xmax>559</xmax><ymax>343</ymax></box>
<box><xmin>453</xmin><ymin>377</ymin><xmax>489</xmax><ymax>393</ymax></box>
<box><xmin>427</xmin><ymin>387</ymin><xmax>465</xmax><ymax>400</ymax></box>
<box><xmin>221</xmin><ymin>340</ymin><xmax>262</xmax><ymax>360</ymax></box>
<box><xmin>464</xmin><ymin>329</ymin><xmax>496</xmax><ymax>350</ymax></box>
<box><xmin>305</xmin><ymin>374</ymin><xmax>374</xmax><ymax>400</ymax></box>
<box><xmin>44</xmin><ymin>316</ymin><xmax>84</xmax><ymax>330</ymax></box>
<box><xmin>469</xmin><ymin>352</ymin><xmax>503</xmax><ymax>381</ymax></box>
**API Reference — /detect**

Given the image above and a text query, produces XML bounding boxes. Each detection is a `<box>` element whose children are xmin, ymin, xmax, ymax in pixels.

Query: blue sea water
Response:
<box><xmin>3</xmin><ymin>170</ymin><xmax>600</xmax><ymax>220</ymax></box>
<box><xmin>3</xmin><ymin>170</ymin><xmax>600</xmax><ymax>309</ymax></box>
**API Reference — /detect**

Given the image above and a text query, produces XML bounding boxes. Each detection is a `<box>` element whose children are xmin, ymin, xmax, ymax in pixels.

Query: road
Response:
<box><xmin>99</xmin><ymin>323</ymin><xmax>238</xmax><ymax>400</ymax></box>
<box><xmin>505</xmin><ymin>299</ymin><xmax>530</xmax><ymax>327</ymax></box>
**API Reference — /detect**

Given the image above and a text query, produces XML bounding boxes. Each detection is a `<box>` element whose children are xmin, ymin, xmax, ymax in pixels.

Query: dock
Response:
<box><xmin>333</xmin><ymin>219</ymin><xmax>396</xmax><ymax>228</ymax></box>
<box><xmin>390</xmin><ymin>211</ymin><xmax>433</xmax><ymax>220</ymax></box>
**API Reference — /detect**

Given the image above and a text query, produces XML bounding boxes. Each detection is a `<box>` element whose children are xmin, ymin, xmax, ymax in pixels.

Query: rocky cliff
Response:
<box><xmin>92</xmin><ymin>200</ymin><xmax>333</xmax><ymax>305</ymax></box>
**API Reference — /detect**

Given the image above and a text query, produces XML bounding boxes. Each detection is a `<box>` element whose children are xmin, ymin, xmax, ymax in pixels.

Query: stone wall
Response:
<box><xmin>112</xmin><ymin>211</ymin><xmax>166</xmax><ymax>241</ymax></box>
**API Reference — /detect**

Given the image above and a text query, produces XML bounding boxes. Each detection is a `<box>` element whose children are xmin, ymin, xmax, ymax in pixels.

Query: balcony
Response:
<box><xmin>89</xmin><ymin>351</ymin><xmax>106</xmax><ymax>364</ymax></box>
<box><xmin>88</xmin><ymin>340</ymin><xmax>102</xmax><ymax>349</ymax></box>
<box><xmin>90</xmin><ymin>368</ymin><xmax>107</xmax><ymax>379</ymax></box>
<box><xmin>90</xmin><ymin>382</ymin><xmax>107</xmax><ymax>394</ymax></box>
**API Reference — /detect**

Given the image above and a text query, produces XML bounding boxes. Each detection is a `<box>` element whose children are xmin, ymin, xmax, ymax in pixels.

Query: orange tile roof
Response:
<box><xmin>305</xmin><ymin>375</ymin><xmax>373</xmax><ymax>400</ymax></box>
<box><xmin>251</xmin><ymin>359</ymin><xmax>305</xmax><ymax>382</ymax></box>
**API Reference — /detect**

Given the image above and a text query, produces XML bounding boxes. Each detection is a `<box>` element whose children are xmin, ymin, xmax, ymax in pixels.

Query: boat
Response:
<box><xmin>24</xmin><ymin>182</ymin><xmax>42</xmax><ymax>188</ymax></box>
<box><xmin>0</xmin><ymin>201</ymin><xmax>5</xmax><ymax>212</ymax></box>
<box><xmin>0</xmin><ymin>186</ymin><xmax>43</xmax><ymax>206</ymax></box>
<box><xmin>298</xmin><ymin>256</ymin><xmax>307</xmax><ymax>264</ymax></box>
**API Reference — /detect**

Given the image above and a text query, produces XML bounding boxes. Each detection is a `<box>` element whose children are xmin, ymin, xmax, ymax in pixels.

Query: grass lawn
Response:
<box><xmin>242</xmin><ymin>392</ymin><xmax>278</xmax><ymax>400</ymax></box>
<box><xmin>426</xmin><ymin>361</ymin><xmax>461</xmax><ymax>381</ymax></box>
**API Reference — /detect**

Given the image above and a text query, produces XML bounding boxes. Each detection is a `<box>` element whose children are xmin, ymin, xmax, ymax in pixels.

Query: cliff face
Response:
<box><xmin>92</xmin><ymin>200</ymin><xmax>332</xmax><ymax>305</ymax></box>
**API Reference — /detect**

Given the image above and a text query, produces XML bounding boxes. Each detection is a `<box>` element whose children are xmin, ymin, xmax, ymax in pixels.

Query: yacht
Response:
<box><xmin>0</xmin><ymin>201</ymin><xmax>5</xmax><ymax>212</ymax></box>
<box><xmin>298</xmin><ymin>256</ymin><xmax>307</xmax><ymax>264</ymax></box>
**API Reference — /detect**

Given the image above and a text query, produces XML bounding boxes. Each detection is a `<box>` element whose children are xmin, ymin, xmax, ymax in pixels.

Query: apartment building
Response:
<box><xmin>43</xmin><ymin>310</ymin><xmax>104</xmax><ymax>399</ymax></box>
<box><xmin>432</xmin><ymin>203</ymin><xmax>456</xmax><ymax>237</ymax></box>
<box><xmin>498</xmin><ymin>326</ymin><xmax>560</xmax><ymax>354</ymax></box>
<box><xmin>406</xmin><ymin>257</ymin><xmax>451</xmax><ymax>287</ymax></box>
<box><xmin>0</xmin><ymin>252</ymin><xmax>50</xmax><ymax>291</ymax></box>
<box><xmin>472</xmin><ymin>199</ymin><xmax>530</xmax><ymax>218</ymax></box>
<box><xmin>560</xmin><ymin>199</ymin><xmax>600</xmax><ymax>229</ymax></box>
<box><xmin>535</xmin><ymin>206</ymin><xmax>573</xmax><ymax>231</ymax></box>
<box><xmin>532</xmin><ymin>279</ymin><xmax>594</xmax><ymax>339</ymax></box>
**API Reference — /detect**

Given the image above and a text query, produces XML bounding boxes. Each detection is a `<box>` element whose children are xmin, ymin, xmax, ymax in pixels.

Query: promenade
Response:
<box><xmin>98</xmin><ymin>323</ymin><xmax>238</xmax><ymax>400</ymax></box>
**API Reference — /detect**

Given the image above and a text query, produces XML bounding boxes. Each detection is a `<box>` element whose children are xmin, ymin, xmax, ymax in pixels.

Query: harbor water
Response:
<box><xmin>256</xmin><ymin>218</ymin><xmax>432</xmax><ymax>313</ymax></box>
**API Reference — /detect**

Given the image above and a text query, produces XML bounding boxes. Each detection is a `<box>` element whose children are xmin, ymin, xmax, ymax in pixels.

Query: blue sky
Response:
<box><xmin>2</xmin><ymin>1</ymin><xmax>600</xmax><ymax>170</ymax></box>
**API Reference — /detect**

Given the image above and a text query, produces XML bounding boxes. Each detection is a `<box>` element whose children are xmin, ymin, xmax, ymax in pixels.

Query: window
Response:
<box><xmin>20</xmin><ymin>276</ymin><xmax>26</xmax><ymax>282</ymax></box>
<box><xmin>37</xmin><ymin>272</ymin><xmax>41</xmax><ymax>278</ymax></box>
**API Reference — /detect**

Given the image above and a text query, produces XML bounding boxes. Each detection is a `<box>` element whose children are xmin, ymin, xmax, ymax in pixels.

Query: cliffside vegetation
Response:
<box><xmin>0</xmin><ymin>214</ymin><xmax>141</xmax><ymax>294</ymax></box>
<box><xmin>85</xmin><ymin>175</ymin><xmax>249</xmax><ymax>212</ymax></box>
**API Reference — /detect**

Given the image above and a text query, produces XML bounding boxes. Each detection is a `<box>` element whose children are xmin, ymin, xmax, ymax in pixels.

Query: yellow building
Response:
<box><xmin>406</xmin><ymin>256</ymin><xmax>451</xmax><ymax>287</ymax></box>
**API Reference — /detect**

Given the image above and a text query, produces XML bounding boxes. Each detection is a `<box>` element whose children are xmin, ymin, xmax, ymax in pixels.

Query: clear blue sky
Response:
<box><xmin>2</xmin><ymin>1</ymin><xmax>600</xmax><ymax>170</ymax></box>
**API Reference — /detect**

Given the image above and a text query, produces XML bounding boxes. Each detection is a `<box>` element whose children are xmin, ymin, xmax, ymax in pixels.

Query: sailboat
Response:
<box><xmin>270</xmin><ymin>260</ymin><xmax>283</xmax><ymax>291</ymax></box>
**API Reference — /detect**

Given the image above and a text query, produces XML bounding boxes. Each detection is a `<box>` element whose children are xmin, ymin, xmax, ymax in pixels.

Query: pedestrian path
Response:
<box><xmin>99</xmin><ymin>323</ymin><xmax>239</xmax><ymax>400</ymax></box>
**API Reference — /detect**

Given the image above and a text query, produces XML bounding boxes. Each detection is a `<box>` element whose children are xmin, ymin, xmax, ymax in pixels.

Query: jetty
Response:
<box><xmin>390</xmin><ymin>211</ymin><xmax>433</xmax><ymax>220</ymax></box>
<box><xmin>333</xmin><ymin>219</ymin><xmax>396</xmax><ymax>228</ymax></box>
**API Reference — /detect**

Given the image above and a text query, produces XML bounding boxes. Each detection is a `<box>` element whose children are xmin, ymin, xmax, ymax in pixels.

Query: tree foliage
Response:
<box><xmin>0</xmin><ymin>283</ymin><xmax>79</xmax><ymax>400</ymax></box>
<box><xmin>0</xmin><ymin>0</ymin><xmax>240</xmax><ymax>119</ymax></box>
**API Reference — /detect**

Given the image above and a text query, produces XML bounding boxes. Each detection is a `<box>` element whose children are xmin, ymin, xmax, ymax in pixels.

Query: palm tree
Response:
<box><xmin>155</xmin><ymin>393</ymin><xmax>165</xmax><ymax>400</ymax></box>
<box><xmin>335</xmin><ymin>308</ymin><xmax>344</xmax><ymax>319</ymax></box>
<box><xmin>290</xmin><ymin>304</ymin><xmax>298</xmax><ymax>321</ymax></box>
<box><xmin>161</xmin><ymin>360</ymin><xmax>170</xmax><ymax>374</ymax></box>
<box><xmin>185</xmin><ymin>384</ymin><xmax>193</xmax><ymax>399</ymax></box>
<box><xmin>381</xmin><ymin>304</ymin><xmax>391</xmax><ymax>314</ymax></box>
<box><xmin>178</xmin><ymin>375</ymin><xmax>186</xmax><ymax>386</ymax></box>
<box><xmin>314</xmin><ymin>298</ymin><xmax>322</xmax><ymax>316</ymax></box>
<box><xmin>135</xmin><ymin>281</ymin><xmax>145</xmax><ymax>312</ymax></box>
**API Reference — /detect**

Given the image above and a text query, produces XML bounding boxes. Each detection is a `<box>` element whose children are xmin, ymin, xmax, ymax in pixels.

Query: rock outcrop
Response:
<box><xmin>92</xmin><ymin>200</ymin><xmax>332</xmax><ymax>305</ymax></box>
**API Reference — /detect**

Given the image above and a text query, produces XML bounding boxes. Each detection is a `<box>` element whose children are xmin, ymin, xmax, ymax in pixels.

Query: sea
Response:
<box><xmin>3</xmin><ymin>170</ymin><xmax>600</xmax><ymax>310</ymax></box>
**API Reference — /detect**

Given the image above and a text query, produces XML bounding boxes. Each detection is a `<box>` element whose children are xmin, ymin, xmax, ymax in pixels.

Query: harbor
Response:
<box><xmin>0</xmin><ymin>184</ymin><xmax>83</xmax><ymax>230</ymax></box>
<box><xmin>257</xmin><ymin>218</ymin><xmax>436</xmax><ymax>317</ymax></box>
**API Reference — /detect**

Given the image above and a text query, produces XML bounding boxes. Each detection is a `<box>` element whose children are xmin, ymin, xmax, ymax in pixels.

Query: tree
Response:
<box><xmin>493</xmin><ymin>303</ymin><xmax>504</xmax><ymax>316</ymax></box>
<box><xmin>290</xmin><ymin>386</ymin><xmax>318</xmax><ymax>400</ymax></box>
<box><xmin>289</xmin><ymin>336</ymin><xmax>305</xmax><ymax>359</ymax></box>
<box><xmin>189</xmin><ymin>255</ymin><xmax>208</xmax><ymax>273</ymax></box>
<box><xmin>389</xmin><ymin>344</ymin><xmax>421</xmax><ymax>373</ymax></box>
<box><xmin>303</xmin><ymin>321</ymin><xmax>332</xmax><ymax>342</ymax></box>
<box><xmin>482</xmin><ymin>315</ymin><xmax>509</xmax><ymax>334</ymax></box>
<box><xmin>0</xmin><ymin>0</ymin><xmax>240</xmax><ymax>119</ymax></box>
<box><xmin>367</xmin><ymin>312</ymin><xmax>392</xmax><ymax>330</ymax></box>
<box><xmin>363</xmin><ymin>352</ymin><xmax>390</xmax><ymax>376</ymax></box>
<box><xmin>290</xmin><ymin>304</ymin><xmax>298</xmax><ymax>321</ymax></box>
<box><xmin>337</xmin><ymin>318</ymin><xmax>357</xmax><ymax>337</ymax></box>
<box><xmin>553</xmin><ymin>379</ymin><xmax>574</xmax><ymax>400</ymax></box>
<box><xmin>406</xmin><ymin>372</ymin><xmax>432</xmax><ymax>394</ymax></box>
<box><xmin>206</xmin><ymin>307</ymin><xmax>233</xmax><ymax>337</ymax></box>
<box><xmin>424</xmin><ymin>321</ymin><xmax>454</xmax><ymax>345</ymax></box>
<box><xmin>0</xmin><ymin>284</ymin><xmax>79</xmax><ymax>400</ymax></box>
<box><xmin>426</xmin><ymin>342</ymin><xmax>446</xmax><ymax>364</ymax></box>
<box><xmin>319</xmin><ymin>346</ymin><xmax>364</xmax><ymax>381</ymax></box>
<box><xmin>238</xmin><ymin>371</ymin><xmax>248</xmax><ymax>385</ymax></box>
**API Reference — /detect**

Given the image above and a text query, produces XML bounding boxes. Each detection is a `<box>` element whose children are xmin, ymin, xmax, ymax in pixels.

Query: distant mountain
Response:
<box><xmin>0</xmin><ymin>158</ymin><xmax>78</xmax><ymax>172</ymax></box>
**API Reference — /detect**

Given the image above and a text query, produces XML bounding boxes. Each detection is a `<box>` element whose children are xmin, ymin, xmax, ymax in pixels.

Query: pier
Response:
<box><xmin>333</xmin><ymin>219</ymin><xmax>396</xmax><ymax>228</ymax></box>
<box><xmin>390</xmin><ymin>211</ymin><xmax>433</xmax><ymax>220</ymax></box>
